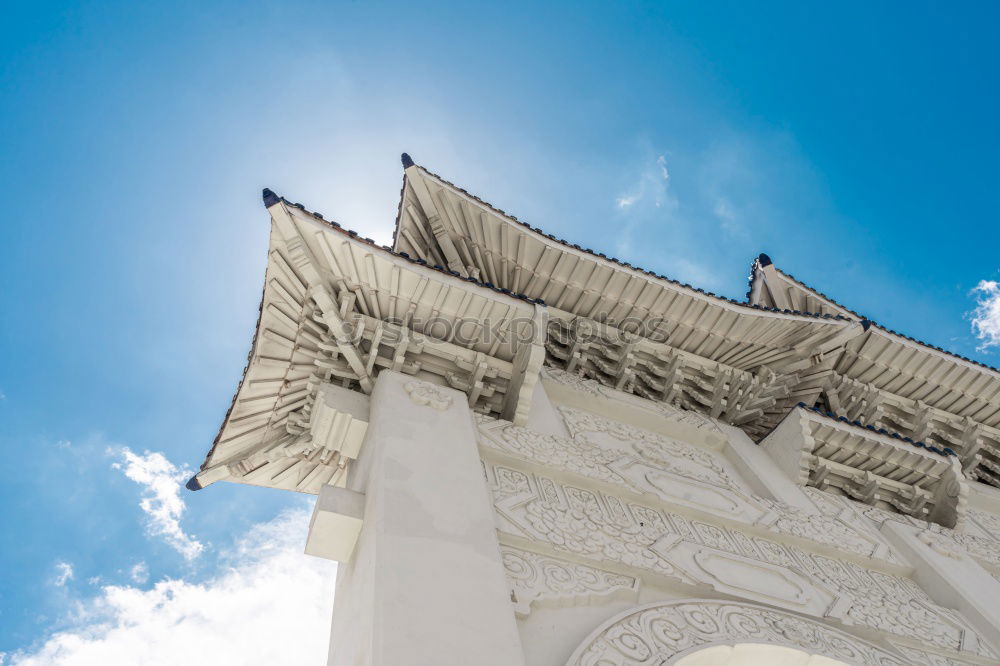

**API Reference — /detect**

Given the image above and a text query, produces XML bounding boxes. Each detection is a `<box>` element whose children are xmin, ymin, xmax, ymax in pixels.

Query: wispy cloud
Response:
<box><xmin>614</xmin><ymin>153</ymin><xmax>678</xmax><ymax>259</ymax></box>
<box><xmin>128</xmin><ymin>562</ymin><xmax>149</xmax><ymax>585</ymax></box>
<box><xmin>53</xmin><ymin>562</ymin><xmax>74</xmax><ymax>587</ymax></box>
<box><xmin>970</xmin><ymin>280</ymin><xmax>1000</xmax><ymax>351</ymax></box>
<box><xmin>615</xmin><ymin>154</ymin><xmax>671</xmax><ymax>210</ymax></box>
<box><xmin>112</xmin><ymin>448</ymin><xmax>204</xmax><ymax>560</ymax></box>
<box><xmin>5</xmin><ymin>510</ymin><xmax>335</xmax><ymax>666</ymax></box>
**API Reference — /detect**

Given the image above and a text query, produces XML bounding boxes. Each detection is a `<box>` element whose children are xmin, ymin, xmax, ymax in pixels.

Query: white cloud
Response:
<box><xmin>970</xmin><ymin>280</ymin><xmax>1000</xmax><ymax>351</ymax></box>
<box><xmin>53</xmin><ymin>562</ymin><xmax>74</xmax><ymax>587</ymax></box>
<box><xmin>6</xmin><ymin>509</ymin><xmax>335</xmax><ymax>666</ymax></box>
<box><xmin>614</xmin><ymin>153</ymin><xmax>678</xmax><ymax>257</ymax></box>
<box><xmin>615</xmin><ymin>194</ymin><xmax>638</xmax><ymax>209</ymax></box>
<box><xmin>656</xmin><ymin>154</ymin><xmax>669</xmax><ymax>181</ymax></box>
<box><xmin>615</xmin><ymin>154</ymin><xmax>672</xmax><ymax>210</ymax></box>
<box><xmin>112</xmin><ymin>448</ymin><xmax>204</xmax><ymax>560</ymax></box>
<box><xmin>128</xmin><ymin>563</ymin><xmax>149</xmax><ymax>585</ymax></box>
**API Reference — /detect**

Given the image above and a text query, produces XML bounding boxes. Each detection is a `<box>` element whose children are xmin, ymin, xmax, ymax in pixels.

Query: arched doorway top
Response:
<box><xmin>566</xmin><ymin>599</ymin><xmax>903</xmax><ymax>666</ymax></box>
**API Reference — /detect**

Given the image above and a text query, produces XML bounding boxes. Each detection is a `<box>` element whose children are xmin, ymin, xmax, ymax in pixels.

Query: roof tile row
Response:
<box><xmin>264</xmin><ymin>188</ymin><xmax>546</xmax><ymax>306</ymax></box>
<box><xmin>399</xmin><ymin>157</ymin><xmax>851</xmax><ymax>323</ymax></box>
<box><xmin>796</xmin><ymin>402</ymin><xmax>955</xmax><ymax>457</ymax></box>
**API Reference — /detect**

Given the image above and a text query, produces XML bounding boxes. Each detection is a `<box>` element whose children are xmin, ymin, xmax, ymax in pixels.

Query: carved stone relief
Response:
<box><xmin>968</xmin><ymin>507</ymin><xmax>1000</xmax><ymax>538</ymax></box>
<box><xmin>891</xmin><ymin>643</ymin><xmax>989</xmax><ymax>666</ymax></box>
<box><xmin>566</xmin><ymin>599</ymin><xmax>906</xmax><ymax>666</ymax></box>
<box><xmin>403</xmin><ymin>380</ymin><xmax>453</xmax><ymax>410</ymax></box>
<box><xmin>756</xmin><ymin>496</ymin><xmax>900</xmax><ymax>565</ymax></box>
<box><xmin>856</xmin><ymin>494</ymin><xmax>1000</xmax><ymax>572</ymax></box>
<box><xmin>542</xmin><ymin>367</ymin><xmax>604</xmax><ymax>397</ymax></box>
<box><xmin>557</xmin><ymin>407</ymin><xmax>732</xmax><ymax>484</ymax></box>
<box><xmin>542</xmin><ymin>368</ymin><xmax>723</xmax><ymax>434</ymax></box>
<box><xmin>918</xmin><ymin>529</ymin><xmax>966</xmax><ymax>559</ymax></box>
<box><xmin>478</xmin><ymin>414</ymin><xmax>900</xmax><ymax>564</ymax></box>
<box><xmin>491</xmin><ymin>468</ymin><xmax>993</xmax><ymax>657</ymax></box>
<box><xmin>500</xmin><ymin>546</ymin><xmax>638</xmax><ymax>617</ymax></box>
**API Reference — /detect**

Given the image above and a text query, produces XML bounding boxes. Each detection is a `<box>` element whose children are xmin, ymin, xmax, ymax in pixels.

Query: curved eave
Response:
<box><xmin>394</xmin><ymin>161</ymin><xmax>853</xmax><ymax>326</ymax></box>
<box><xmin>746</xmin><ymin>255</ymin><xmax>1000</xmax><ymax>381</ymax></box>
<box><xmin>195</xmin><ymin>191</ymin><xmax>544</xmax><ymax>490</ymax></box>
<box><xmin>746</xmin><ymin>256</ymin><xmax>862</xmax><ymax>320</ymax></box>
<box><xmin>839</xmin><ymin>326</ymin><xmax>1000</xmax><ymax>427</ymax></box>
<box><xmin>796</xmin><ymin>403</ymin><xmax>956</xmax><ymax>457</ymax></box>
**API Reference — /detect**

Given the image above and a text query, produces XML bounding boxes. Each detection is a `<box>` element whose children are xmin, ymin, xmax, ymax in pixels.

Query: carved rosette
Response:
<box><xmin>567</xmin><ymin>599</ymin><xmax>905</xmax><ymax>666</ymax></box>
<box><xmin>403</xmin><ymin>380</ymin><xmax>453</xmax><ymax>410</ymax></box>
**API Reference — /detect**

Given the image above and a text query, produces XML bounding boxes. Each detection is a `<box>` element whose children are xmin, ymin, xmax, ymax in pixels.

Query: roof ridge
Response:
<box><xmin>402</xmin><ymin>157</ymin><xmax>1000</xmax><ymax>376</ymax></box>
<box><xmin>743</xmin><ymin>251</ymin><xmax>1000</xmax><ymax>375</ymax></box>
<box><xmin>772</xmin><ymin>260</ymin><xmax>865</xmax><ymax>319</ymax></box>
<box><xmin>795</xmin><ymin>402</ymin><xmax>955</xmax><ymax>458</ymax></box>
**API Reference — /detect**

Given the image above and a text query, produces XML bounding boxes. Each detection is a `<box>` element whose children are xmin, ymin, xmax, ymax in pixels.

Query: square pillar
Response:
<box><xmin>327</xmin><ymin>371</ymin><xmax>525</xmax><ymax>666</ymax></box>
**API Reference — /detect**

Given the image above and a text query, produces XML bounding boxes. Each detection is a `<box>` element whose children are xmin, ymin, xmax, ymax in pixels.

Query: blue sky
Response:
<box><xmin>3</xmin><ymin>1</ymin><xmax>1000</xmax><ymax>662</ymax></box>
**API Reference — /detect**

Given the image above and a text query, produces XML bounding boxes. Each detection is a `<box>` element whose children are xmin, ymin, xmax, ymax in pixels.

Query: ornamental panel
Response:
<box><xmin>566</xmin><ymin>599</ymin><xmax>905</xmax><ymax>666</ymax></box>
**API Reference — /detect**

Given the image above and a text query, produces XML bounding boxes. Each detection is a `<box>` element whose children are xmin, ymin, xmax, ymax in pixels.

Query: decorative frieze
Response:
<box><xmin>567</xmin><ymin>599</ymin><xmax>906</xmax><ymax>666</ymax></box>
<box><xmin>556</xmin><ymin>407</ymin><xmax>738</xmax><ymax>488</ymax></box>
<box><xmin>543</xmin><ymin>367</ymin><xmax>724</xmax><ymax>433</ymax></box>
<box><xmin>856</xmin><ymin>496</ymin><xmax>1000</xmax><ymax>573</ymax></box>
<box><xmin>499</xmin><ymin>546</ymin><xmax>638</xmax><ymax>617</ymax></box>
<box><xmin>491</xmin><ymin>467</ymin><xmax>993</xmax><ymax>657</ymax></box>
<box><xmin>479</xmin><ymin>412</ymin><xmax>900</xmax><ymax>564</ymax></box>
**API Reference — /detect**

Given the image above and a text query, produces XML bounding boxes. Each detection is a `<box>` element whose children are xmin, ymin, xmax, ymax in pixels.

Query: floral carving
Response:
<box><xmin>478</xmin><ymin>419</ymin><xmax>620</xmax><ymax>483</ymax></box>
<box><xmin>541</xmin><ymin>367</ymin><xmax>603</xmax><ymax>397</ymax></box>
<box><xmin>542</xmin><ymin>368</ymin><xmax>723</xmax><ymax>432</ymax></box>
<box><xmin>856</xmin><ymin>495</ymin><xmax>1000</xmax><ymax>570</ymax></box>
<box><xmin>519</xmin><ymin>483</ymin><xmax>689</xmax><ymax>582</ymax></box>
<box><xmin>568</xmin><ymin>599</ymin><xmax>905</xmax><ymax>666</ymax></box>
<box><xmin>494</xmin><ymin>471</ymin><xmax>993</xmax><ymax>657</ymax></box>
<box><xmin>403</xmin><ymin>380</ymin><xmax>452</xmax><ymax>410</ymax></box>
<box><xmin>493</xmin><ymin>466</ymin><xmax>531</xmax><ymax>499</ymax></box>
<box><xmin>480</xmin><ymin>415</ymin><xmax>901</xmax><ymax>565</ymax></box>
<box><xmin>557</xmin><ymin>407</ymin><xmax>738</xmax><ymax>489</ymax></box>
<box><xmin>500</xmin><ymin>546</ymin><xmax>637</xmax><ymax>616</ymax></box>
<box><xmin>758</xmin><ymin>494</ymin><xmax>901</xmax><ymax>564</ymax></box>
<box><xmin>918</xmin><ymin>529</ymin><xmax>965</xmax><ymax>559</ymax></box>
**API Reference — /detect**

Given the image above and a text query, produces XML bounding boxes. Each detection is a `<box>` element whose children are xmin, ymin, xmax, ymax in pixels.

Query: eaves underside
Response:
<box><xmin>399</xmin><ymin>156</ymin><xmax>999</xmax><ymax>379</ymax></box>
<box><xmin>192</xmin><ymin>157</ymin><xmax>1000</xmax><ymax>495</ymax></box>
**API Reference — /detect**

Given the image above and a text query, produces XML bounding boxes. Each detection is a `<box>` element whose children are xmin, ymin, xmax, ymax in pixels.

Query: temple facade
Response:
<box><xmin>190</xmin><ymin>154</ymin><xmax>1000</xmax><ymax>665</ymax></box>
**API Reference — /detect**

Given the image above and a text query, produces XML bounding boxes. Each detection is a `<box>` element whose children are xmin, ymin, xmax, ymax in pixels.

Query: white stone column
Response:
<box><xmin>327</xmin><ymin>370</ymin><xmax>526</xmax><ymax>666</ymax></box>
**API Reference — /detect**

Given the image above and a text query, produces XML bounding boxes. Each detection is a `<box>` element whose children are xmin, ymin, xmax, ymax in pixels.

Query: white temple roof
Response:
<box><xmin>192</xmin><ymin>154</ymin><xmax>1000</xmax><ymax>502</ymax></box>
